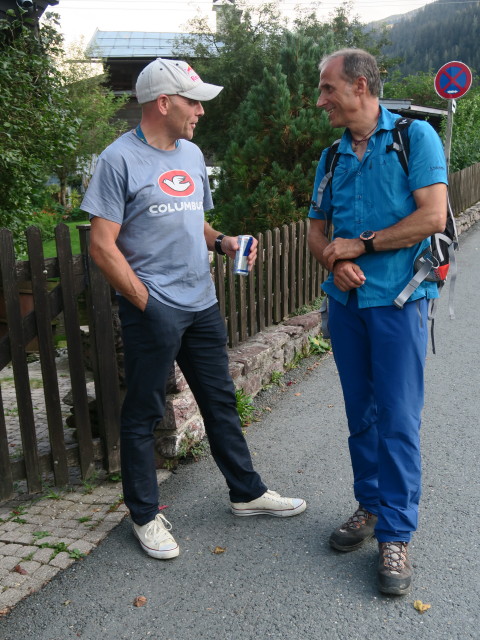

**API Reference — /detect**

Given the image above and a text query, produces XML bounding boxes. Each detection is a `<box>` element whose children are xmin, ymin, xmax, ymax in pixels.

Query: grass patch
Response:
<box><xmin>42</xmin><ymin>220</ymin><xmax>90</xmax><ymax>258</ymax></box>
<box><xmin>235</xmin><ymin>388</ymin><xmax>255</xmax><ymax>427</ymax></box>
<box><xmin>177</xmin><ymin>432</ymin><xmax>208</xmax><ymax>462</ymax></box>
<box><xmin>291</xmin><ymin>296</ymin><xmax>323</xmax><ymax>316</ymax></box>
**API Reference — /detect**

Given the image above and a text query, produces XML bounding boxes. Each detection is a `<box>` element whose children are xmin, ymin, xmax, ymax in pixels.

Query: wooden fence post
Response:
<box><xmin>248</xmin><ymin>266</ymin><xmax>256</xmax><ymax>338</ymax></box>
<box><xmin>265</xmin><ymin>230</ymin><xmax>273</xmax><ymax>327</ymax></box>
<box><xmin>297</xmin><ymin>220</ymin><xmax>305</xmax><ymax>309</ymax></box>
<box><xmin>0</xmin><ymin>385</ymin><xmax>13</xmax><ymax>501</ymax></box>
<box><xmin>256</xmin><ymin>233</ymin><xmax>265</xmax><ymax>333</ymax></box>
<box><xmin>0</xmin><ymin>229</ymin><xmax>42</xmax><ymax>493</ymax></box>
<box><xmin>214</xmin><ymin>253</ymin><xmax>226</xmax><ymax>327</ymax></box>
<box><xmin>289</xmin><ymin>223</ymin><xmax>297</xmax><ymax>314</ymax></box>
<box><xmin>79</xmin><ymin>226</ymin><xmax>121</xmax><ymax>474</ymax></box>
<box><xmin>26</xmin><ymin>227</ymin><xmax>69</xmax><ymax>487</ymax></box>
<box><xmin>226</xmin><ymin>255</ymin><xmax>238</xmax><ymax>347</ymax></box>
<box><xmin>56</xmin><ymin>224</ymin><xmax>96</xmax><ymax>480</ymax></box>
<box><xmin>281</xmin><ymin>225</ymin><xmax>289</xmax><ymax>319</ymax></box>
<box><xmin>273</xmin><ymin>228</ymin><xmax>281</xmax><ymax>323</ymax></box>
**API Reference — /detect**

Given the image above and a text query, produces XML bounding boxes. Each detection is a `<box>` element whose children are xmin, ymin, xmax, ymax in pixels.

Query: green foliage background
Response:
<box><xmin>0</xmin><ymin>12</ymin><xmax>77</xmax><ymax>248</ymax></box>
<box><xmin>176</xmin><ymin>1</ymin><xmax>387</xmax><ymax>234</ymax></box>
<box><xmin>379</xmin><ymin>0</ymin><xmax>480</xmax><ymax>79</ymax></box>
<box><xmin>1</xmin><ymin>0</ymin><xmax>479</xmax><ymax>248</ymax></box>
<box><xmin>0</xmin><ymin>11</ymin><xmax>127</xmax><ymax>252</ymax></box>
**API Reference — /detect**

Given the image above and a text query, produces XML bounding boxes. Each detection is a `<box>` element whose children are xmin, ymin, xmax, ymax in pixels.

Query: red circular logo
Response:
<box><xmin>158</xmin><ymin>170</ymin><xmax>195</xmax><ymax>197</ymax></box>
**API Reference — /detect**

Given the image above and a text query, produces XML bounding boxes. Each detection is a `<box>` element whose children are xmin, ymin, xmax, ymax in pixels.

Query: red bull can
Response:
<box><xmin>233</xmin><ymin>235</ymin><xmax>253</xmax><ymax>276</ymax></box>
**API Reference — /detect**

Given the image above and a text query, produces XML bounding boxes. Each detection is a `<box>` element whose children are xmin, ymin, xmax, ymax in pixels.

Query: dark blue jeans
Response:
<box><xmin>118</xmin><ymin>295</ymin><xmax>267</xmax><ymax>525</ymax></box>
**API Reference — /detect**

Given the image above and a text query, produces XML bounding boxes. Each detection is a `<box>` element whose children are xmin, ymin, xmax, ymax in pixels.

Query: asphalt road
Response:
<box><xmin>1</xmin><ymin>222</ymin><xmax>479</xmax><ymax>640</ymax></box>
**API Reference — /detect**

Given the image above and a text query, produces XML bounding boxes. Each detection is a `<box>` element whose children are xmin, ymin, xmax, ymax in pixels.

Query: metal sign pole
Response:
<box><xmin>444</xmin><ymin>99</ymin><xmax>455</xmax><ymax>171</ymax></box>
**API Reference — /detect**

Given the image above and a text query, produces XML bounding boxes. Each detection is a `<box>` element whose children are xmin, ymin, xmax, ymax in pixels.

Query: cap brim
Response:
<box><xmin>178</xmin><ymin>83</ymin><xmax>223</xmax><ymax>101</ymax></box>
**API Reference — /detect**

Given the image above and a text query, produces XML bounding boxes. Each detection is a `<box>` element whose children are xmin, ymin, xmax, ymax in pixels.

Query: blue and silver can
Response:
<box><xmin>233</xmin><ymin>235</ymin><xmax>253</xmax><ymax>276</ymax></box>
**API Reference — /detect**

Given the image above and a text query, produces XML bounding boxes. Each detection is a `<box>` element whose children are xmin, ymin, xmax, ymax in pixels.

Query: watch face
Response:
<box><xmin>360</xmin><ymin>230</ymin><xmax>375</xmax><ymax>241</ymax></box>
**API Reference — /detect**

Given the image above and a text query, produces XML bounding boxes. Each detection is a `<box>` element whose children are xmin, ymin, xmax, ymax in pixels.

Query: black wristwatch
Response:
<box><xmin>360</xmin><ymin>230</ymin><xmax>376</xmax><ymax>254</ymax></box>
<box><xmin>215</xmin><ymin>234</ymin><xmax>226</xmax><ymax>255</ymax></box>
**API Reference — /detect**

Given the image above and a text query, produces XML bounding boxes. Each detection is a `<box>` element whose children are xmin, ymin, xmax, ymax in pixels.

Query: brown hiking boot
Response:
<box><xmin>377</xmin><ymin>541</ymin><xmax>412</xmax><ymax>595</ymax></box>
<box><xmin>329</xmin><ymin>505</ymin><xmax>377</xmax><ymax>551</ymax></box>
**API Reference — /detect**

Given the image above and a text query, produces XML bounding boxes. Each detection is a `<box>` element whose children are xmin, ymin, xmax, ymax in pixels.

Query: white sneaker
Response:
<box><xmin>133</xmin><ymin>513</ymin><xmax>179</xmax><ymax>559</ymax></box>
<box><xmin>231</xmin><ymin>490</ymin><xmax>306</xmax><ymax>517</ymax></box>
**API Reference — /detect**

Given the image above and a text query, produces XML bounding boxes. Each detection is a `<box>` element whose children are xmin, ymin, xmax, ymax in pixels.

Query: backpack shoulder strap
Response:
<box><xmin>311</xmin><ymin>139</ymin><xmax>341</xmax><ymax>215</ymax></box>
<box><xmin>326</xmin><ymin>139</ymin><xmax>341</xmax><ymax>175</ymax></box>
<box><xmin>386</xmin><ymin>116</ymin><xmax>413</xmax><ymax>175</ymax></box>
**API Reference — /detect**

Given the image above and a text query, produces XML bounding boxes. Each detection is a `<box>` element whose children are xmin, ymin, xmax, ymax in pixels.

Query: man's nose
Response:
<box><xmin>197</xmin><ymin>103</ymin><xmax>205</xmax><ymax>117</ymax></box>
<box><xmin>316</xmin><ymin>92</ymin><xmax>327</xmax><ymax>108</ymax></box>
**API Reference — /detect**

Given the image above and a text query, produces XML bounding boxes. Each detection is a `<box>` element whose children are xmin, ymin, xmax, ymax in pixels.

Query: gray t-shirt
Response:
<box><xmin>81</xmin><ymin>131</ymin><xmax>217</xmax><ymax>311</ymax></box>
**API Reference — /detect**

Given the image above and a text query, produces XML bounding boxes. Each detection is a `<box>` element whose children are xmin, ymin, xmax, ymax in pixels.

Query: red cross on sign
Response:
<box><xmin>435</xmin><ymin>61</ymin><xmax>472</xmax><ymax>100</ymax></box>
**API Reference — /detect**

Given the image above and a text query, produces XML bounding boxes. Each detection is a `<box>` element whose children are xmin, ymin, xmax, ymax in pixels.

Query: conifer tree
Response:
<box><xmin>213</xmin><ymin>32</ymin><xmax>341</xmax><ymax>234</ymax></box>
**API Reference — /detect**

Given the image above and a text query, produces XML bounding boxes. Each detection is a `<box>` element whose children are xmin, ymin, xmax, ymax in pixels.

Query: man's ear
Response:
<box><xmin>156</xmin><ymin>94</ymin><xmax>170</xmax><ymax>115</ymax></box>
<box><xmin>354</xmin><ymin>76</ymin><xmax>368</xmax><ymax>96</ymax></box>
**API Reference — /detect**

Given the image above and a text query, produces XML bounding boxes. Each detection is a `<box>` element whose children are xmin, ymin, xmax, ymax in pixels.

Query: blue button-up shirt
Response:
<box><xmin>308</xmin><ymin>106</ymin><xmax>448</xmax><ymax>308</ymax></box>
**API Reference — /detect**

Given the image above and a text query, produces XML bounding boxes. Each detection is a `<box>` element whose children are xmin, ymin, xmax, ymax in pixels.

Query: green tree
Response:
<box><xmin>447</xmin><ymin>88</ymin><xmax>480</xmax><ymax>171</ymax></box>
<box><xmin>0</xmin><ymin>11</ymin><xmax>78</xmax><ymax>248</ymax></box>
<box><xmin>212</xmin><ymin>31</ymin><xmax>342</xmax><ymax>234</ymax></box>
<box><xmin>383</xmin><ymin>73</ymin><xmax>480</xmax><ymax>171</ymax></box>
<box><xmin>174</xmin><ymin>0</ymin><xmax>287</xmax><ymax>158</ymax></box>
<box><xmin>383</xmin><ymin>71</ymin><xmax>445</xmax><ymax>109</ymax></box>
<box><xmin>211</xmin><ymin>5</ymin><xmax>387</xmax><ymax>234</ymax></box>
<box><xmin>52</xmin><ymin>40</ymin><xmax>128</xmax><ymax>206</ymax></box>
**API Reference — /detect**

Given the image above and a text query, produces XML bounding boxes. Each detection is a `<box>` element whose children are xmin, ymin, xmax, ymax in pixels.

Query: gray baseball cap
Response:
<box><xmin>135</xmin><ymin>58</ymin><xmax>223</xmax><ymax>104</ymax></box>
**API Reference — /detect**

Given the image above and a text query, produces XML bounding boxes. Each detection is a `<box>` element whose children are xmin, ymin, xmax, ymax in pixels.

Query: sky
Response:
<box><xmin>45</xmin><ymin>0</ymin><xmax>439</xmax><ymax>48</ymax></box>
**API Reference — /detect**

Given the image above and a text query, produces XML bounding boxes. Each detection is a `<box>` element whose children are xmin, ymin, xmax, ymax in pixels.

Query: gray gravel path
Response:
<box><xmin>0</xmin><ymin>222</ymin><xmax>479</xmax><ymax>640</ymax></box>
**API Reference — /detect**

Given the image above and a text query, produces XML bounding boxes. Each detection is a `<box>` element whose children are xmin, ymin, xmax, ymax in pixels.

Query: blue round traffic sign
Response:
<box><xmin>435</xmin><ymin>61</ymin><xmax>472</xmax><ymax>99</ymax></box>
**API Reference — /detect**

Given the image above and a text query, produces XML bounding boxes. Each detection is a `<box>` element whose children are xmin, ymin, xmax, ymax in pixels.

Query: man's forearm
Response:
<box><xmin>90</xmin><ymin>243</ymin><xmax>148</xmax><ymax>310</ymax></box>
<box><xmin>307</xmin><ymin>220</ymin><xmax>331</xmax><ymax>270</ymax></box>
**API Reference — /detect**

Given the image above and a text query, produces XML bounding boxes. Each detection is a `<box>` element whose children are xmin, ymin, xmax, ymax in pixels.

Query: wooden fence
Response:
<box><xmin>449</xmin><ymin>162</ymin><xmax>480</xmax><ymax>216</ymax></box>
<box><xmin>0</xmin><ymin>225</ymin><xmax>121</xmax><ymax>501</ymax></box>
<box><xmin>0</xmin><ymin>220</ymin><xmax>323</xmax><ymax>501</ymax></box>
<box><xmin>214</xmin><ymin>221</ymin><xmax>324</xmax><ymax>348</ymax></box>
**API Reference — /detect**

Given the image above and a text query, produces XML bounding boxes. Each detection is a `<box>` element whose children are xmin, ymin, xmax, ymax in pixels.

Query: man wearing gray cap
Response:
<box><xmin>81</xmin><ymin>58</ymin><xmax>306</xmax><ymax>561</ymax></box>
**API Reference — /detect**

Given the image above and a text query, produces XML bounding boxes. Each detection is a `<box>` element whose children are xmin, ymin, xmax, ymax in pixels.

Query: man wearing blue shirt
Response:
<box><xmin>307</xmin><ymin>49</ymin><xmax>447</xmax><ymax>595</ymax></box>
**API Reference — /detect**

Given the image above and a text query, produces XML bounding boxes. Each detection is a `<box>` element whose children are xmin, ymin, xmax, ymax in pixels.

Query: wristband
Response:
<box><xmin>215</xmin><ymin>234</ymin><xmax>226</xmax><ymax>255</ymax></box>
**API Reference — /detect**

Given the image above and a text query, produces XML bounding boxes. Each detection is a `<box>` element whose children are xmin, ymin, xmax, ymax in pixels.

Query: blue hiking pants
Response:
<box><xmin>118</xmin><ymin>296</ymin><xmax>267</xmax><ymax>526</ymax></box>
<box><xmin>328</xmin><ymin>292</ymin><xmax>429</xmax><ymax>542</ymax></box>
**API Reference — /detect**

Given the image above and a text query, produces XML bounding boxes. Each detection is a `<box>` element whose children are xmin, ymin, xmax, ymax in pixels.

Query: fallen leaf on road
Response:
<box><xmin>14</xmin><ymin>565</ymin><xmax>27</xmax><ymax>575</ymax></box>
<box><xmin>212</xmin><ymin>546</ymin><xmax>226</xmax><ymax>555</ymax></box>
<box><xmin>294</xmin><ymin>393</ymin><xmax>302</xmax><ymax>396</ymax></box>
<box><xmin>413</xmin><ymin>600</ymin><xmax>431</xmax><ymax>613</ymax></box>
<box><xmin>133</xmin><ymin>596</ymin><xmax>147</xmax><ymax>607</ymax></box>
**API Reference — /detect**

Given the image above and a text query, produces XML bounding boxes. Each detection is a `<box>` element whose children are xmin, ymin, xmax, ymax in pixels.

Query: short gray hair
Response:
<box><xmin>319</xmin><ymin>48</ymin><xmax>381</xmax><ymax>97</ymax></box>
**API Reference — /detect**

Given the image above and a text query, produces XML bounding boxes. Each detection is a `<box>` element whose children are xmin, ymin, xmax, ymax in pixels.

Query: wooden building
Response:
<box><xmin>86</xmin><ymin>1</ymin><xmax>236</xmax><ymax>129</ymax></box>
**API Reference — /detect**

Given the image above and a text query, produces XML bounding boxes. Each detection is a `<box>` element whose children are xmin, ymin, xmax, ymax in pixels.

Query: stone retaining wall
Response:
<box><xmin>154</xmin><ymin>311</ymin><xmax>322</xmax><ymax>462</ymax></box>
<box><xmin>455</xmin><ymin>200</ymin><xmax>480</xmax><ymax>234</ymax></box>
